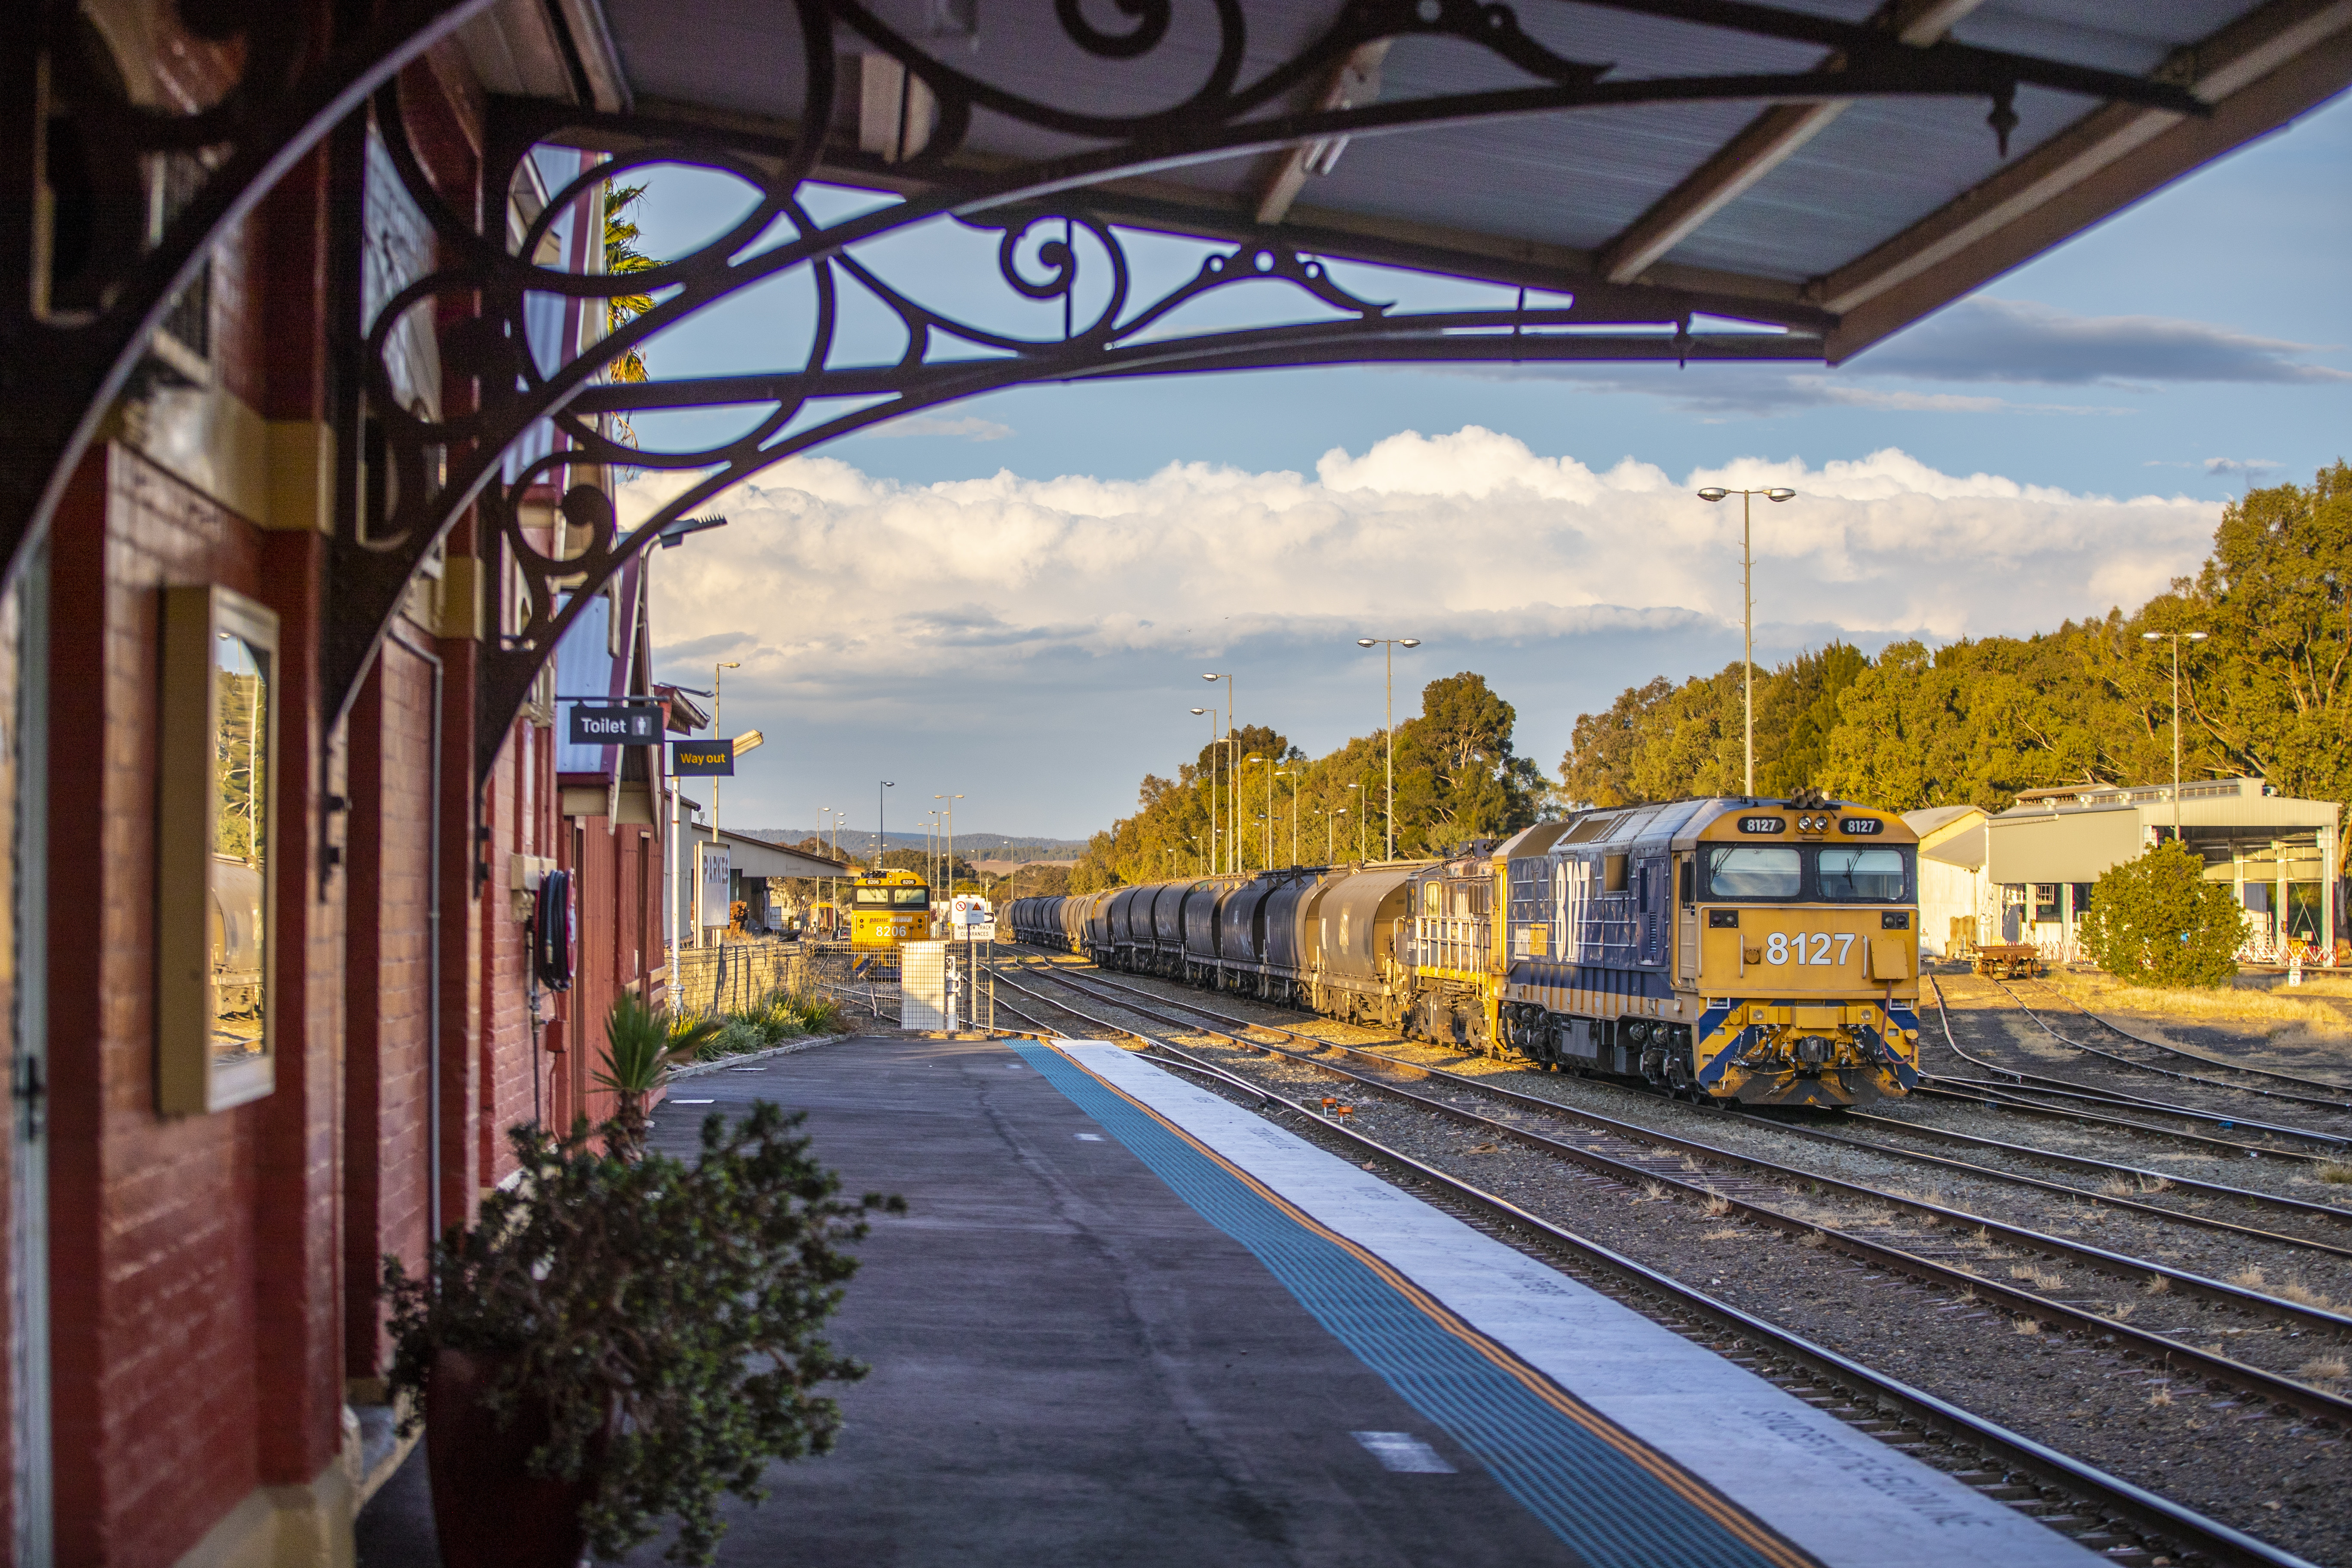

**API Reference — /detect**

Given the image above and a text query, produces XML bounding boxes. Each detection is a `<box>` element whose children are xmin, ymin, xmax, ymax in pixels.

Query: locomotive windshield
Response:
<box><xmin>1708</xmin><ymin>847</ymin><xmax>1801</xmax><ymax>897</ymax></box>
<box><xmin>1819</xmin><ymin>847</ymin><xmax>1908</xmax><ymax>900</ymax></box>
<box><xmin>1705</xmin><ymin>844</ymin><xmax>1914</xmax><ymax>901</ymax></box>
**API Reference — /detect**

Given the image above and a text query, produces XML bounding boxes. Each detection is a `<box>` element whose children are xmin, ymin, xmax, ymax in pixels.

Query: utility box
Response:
<box><xmin>902</xmin><ymin>940</ymin><xmax>947</xmax><ymax>1031</ymax></box>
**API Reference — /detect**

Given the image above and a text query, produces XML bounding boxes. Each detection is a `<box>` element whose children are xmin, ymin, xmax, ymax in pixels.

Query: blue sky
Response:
<box><xmin>625</xmin><ymin>91</ymin><xmax>2352</xmax><ymax>842</ymax></box>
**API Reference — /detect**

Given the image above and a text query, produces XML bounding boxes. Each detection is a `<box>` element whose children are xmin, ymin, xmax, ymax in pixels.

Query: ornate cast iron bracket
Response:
<box><xmin>325</xmin><ymin>0</ymin><xmax>2206</xmax><ymax>790</ymax></box>
<box><xmin>0</xmin><ymin>0</ymin><xmax>498</xmax><ymax>588</ymax></box>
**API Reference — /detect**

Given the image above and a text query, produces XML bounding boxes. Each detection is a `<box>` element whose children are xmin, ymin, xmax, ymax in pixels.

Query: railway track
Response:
<box><xmin>1929</xmin><ymin>974</ymin><xmax>2351</xmax><ymax>1159</ymax></box>
<box><xmin>1026</xmin><ymin>960</ymin><xmax>2352</xmax><ymax>1258</ymax></box>
<box><xmin>986</xmin><ymin>961</ymin><xmax>2321</xmax><ymax>1568</ymax></box>
<box><xmin>1006</xmin><ymin>962</ymin><xmax>2352</xmax><ymax>1378</ymax></box>
<box><xmin>2006</xmin><ymin>978</ymin><xmax>2352</xmax><ymax>1104</ymax></box>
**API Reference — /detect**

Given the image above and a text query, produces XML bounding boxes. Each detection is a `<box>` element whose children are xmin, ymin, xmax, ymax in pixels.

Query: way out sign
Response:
<box><xmin>567</xmin><ymin>701</ymin><xmax>663</xmax><ymax>746</ymax></box>
<box><xmin>672</xmin><ymin>739</ymin><xmax>733</xmax><ymax>776</ymax></box>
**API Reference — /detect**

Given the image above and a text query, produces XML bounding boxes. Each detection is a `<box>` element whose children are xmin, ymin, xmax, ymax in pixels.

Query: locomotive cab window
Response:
<box><xmin>854</xmin><ymin>886</ymin><xmax>930</xmax><ymax>908</ymax></box>
<box><xmin>1707</xmin><ymin>846</ymin><xmax>1801</xmax><ymax>899</ymax></box>
<box><xmin>1818</xmin><ymin>847</ymin><xmax>1910</xmax><ymax>901</ymax></box>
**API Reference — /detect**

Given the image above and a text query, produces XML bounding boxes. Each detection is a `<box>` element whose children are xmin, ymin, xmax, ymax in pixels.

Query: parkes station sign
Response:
<box><xmin>567</xmin><ymin>701</ymin><xmax>664</xmax><ymax>747</ymax></box>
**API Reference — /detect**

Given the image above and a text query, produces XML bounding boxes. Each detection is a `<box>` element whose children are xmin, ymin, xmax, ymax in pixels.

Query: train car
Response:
<box><xmin>846</xmin><ymin>868</ymin><xmax>932</xmax><ymax>949</ymax></box>
<box><xmin>1472</xmin><ymin>795</ymin><xmax>1922</xmax><ymax>1107</ymax></box>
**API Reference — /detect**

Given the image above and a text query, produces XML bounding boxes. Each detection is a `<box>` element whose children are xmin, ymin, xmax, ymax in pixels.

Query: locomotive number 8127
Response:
<box><xmin>1005</xmin><ymin>792</ymin><xmax>1923</xmax><ymax>1109</ymax></box>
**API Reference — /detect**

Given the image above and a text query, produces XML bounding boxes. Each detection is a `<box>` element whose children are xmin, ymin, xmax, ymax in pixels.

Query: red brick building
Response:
<box><xmin>2</xmin><ymin>15</ymin><xmax>678</xmax><ymax>1563</ymax></box>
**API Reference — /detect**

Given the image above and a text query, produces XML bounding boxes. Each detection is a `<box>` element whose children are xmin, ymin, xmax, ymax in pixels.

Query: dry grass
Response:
<box><xmin>2013</xmin><ymin>1317</ymin><xmax>2042</xmax><ymax>1336</ymax></box>
<box><xmin>1798</xmin><ymin>1230</ymin><xmax>1828</xmax><ymax>1249</ymax></box>
<box><xmin>2143</xmin><ymin>1274</ymin><xmax>2171</xmax><ymax>1295</ymax></box>
<box><xmin>1641</xmin><ymin>1181</ymin><xmax>1669</xmax><ymax>1203</ymax></box>
<box><xmin>2105</xmin><ymin>1301</ymin><xmax>2138</xmax><ymax>1322</ymax></box>
<box><xmin>2275</xmin><ymin>1281</ymin><xmax>2340</xmax><ymax>1311</ymax></box>
<box><xmin>2228</xmin><ymin>1266</ymin><xmax>2268</xmax><ymax>1289</ymax></box>
<box><xmin>2048</xmin><ymin>971</ymin><xmax>2352</xmax><ymax>1035</ymax></box>
<box><xmin>2318</xmin><ymin>1158</ymin><xmax>2352</xmax><ymax>1186</ymax></box>
<box><xmin>2011</xmin><ymin>1264</ymin><xmax>2066</xmax><ymax>1291</ymax></box>
<box><xmin>2299</xmin><ymin>1356</ymin><xmax>2349</xmax><ymax>1383</ymax></box>
<box><xmin>1702</xmin><ymin>1226</ymin><xmax>1743</xmax><ymax>1241</ymax></box>
<box><xmin>2147</xmin><ymin>1384</ymin><xmax>2175</xmax><ymax>1407</ymax></box>
<box><xmin>1702</xmin><ymin>1191</ymin><xmax>1733</xmax><ymax>1219</ymax></box>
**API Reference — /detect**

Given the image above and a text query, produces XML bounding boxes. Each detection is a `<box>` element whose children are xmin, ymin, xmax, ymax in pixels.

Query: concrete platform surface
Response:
<box><xmin>357</xmin><ymin>1034</ymin><xmax>2098</xmax><ymax>1567</ymax></box>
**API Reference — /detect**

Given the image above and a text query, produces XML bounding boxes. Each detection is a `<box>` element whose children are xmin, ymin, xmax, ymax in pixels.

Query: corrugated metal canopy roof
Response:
<box><xmin>483</xmin><ymin>0</ymin><xmax>2352</xmax><ymax>360</ymax></box>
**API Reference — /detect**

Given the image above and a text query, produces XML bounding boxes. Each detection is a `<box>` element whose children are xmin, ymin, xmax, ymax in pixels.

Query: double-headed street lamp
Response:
<box><xmin>2142</xmin><ymin>630</ymin><xmax>2210</xmax><ymax>834</ymax></box>
<box><xmin>1356</xmin><ymin>637</ymin><xmax>1420</xmax><ymax>860</ymax></box>
<box><xmin>1190</xmin><ymin>705</ymin><xmax>1221</xmax><ymax>877</ymax></box>
<box><xmin>1201</xmin><ymin>673</ymin><xmax>1235</xmax><ymax>874</ymax></box>
<box><xmin>1695</xmin><ymin>485</ymin><xmax>1795</xmax><ymax>797</ymax></box>
<box><xmin>712</xmin><ymin>660</ymin><xmax>741</xmax><ymax>831</ymax></box>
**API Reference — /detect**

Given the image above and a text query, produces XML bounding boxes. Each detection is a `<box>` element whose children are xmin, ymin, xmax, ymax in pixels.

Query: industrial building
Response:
<box><xmin>1906</xmin><ymin>779</ymin><xmax>2341</xmax><ymax>965</ymax></box>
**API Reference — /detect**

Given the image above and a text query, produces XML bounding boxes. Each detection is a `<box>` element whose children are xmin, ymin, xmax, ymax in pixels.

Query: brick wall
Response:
<box><xmin>47</xmin><ymin>448</ymin><xmax>273</xmax><ymax>1567</ymax></box>
<box><xmin>343</xmin><ymin>631</ymin><xmax>436</xmax><ymax>1378</ymax></box>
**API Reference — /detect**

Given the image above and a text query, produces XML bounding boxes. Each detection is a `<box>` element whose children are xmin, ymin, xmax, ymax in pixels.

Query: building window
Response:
<box><xmin>2032</xmin><ymin>884</ymin><xmax>2061</xmax><ymax>923</ymax></box>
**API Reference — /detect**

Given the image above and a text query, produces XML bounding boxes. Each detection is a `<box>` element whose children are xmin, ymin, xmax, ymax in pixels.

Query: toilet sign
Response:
<box><xmin>567</xmin><ymin>701</ymin><xmax>663</xmax><ymax>746</ymax></box>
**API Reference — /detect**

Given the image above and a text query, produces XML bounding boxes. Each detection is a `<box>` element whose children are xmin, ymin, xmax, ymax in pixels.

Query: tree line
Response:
<box><xmin>1561</xmin><ymin>463</ymin><xmax>2352</xmax><ymax>824</ymax></box>
<box><xmin>1069</xmin><ymin>464</ymin><xmax>2350</xmax><ymax>891</ymax></box>
<box><xmin>1069</xmin><ymin>671</ymin><xmax>1547</xmax><ymax>891</ymax></box>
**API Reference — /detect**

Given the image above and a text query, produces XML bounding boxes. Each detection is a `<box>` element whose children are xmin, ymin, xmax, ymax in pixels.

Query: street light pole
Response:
<box><xmin>877</xmin><ymin>779</ymin><xmax>894</xmax><ymax>870</ymax></box>
<box><xmin>2141</xmin><ymin>630</ymin><xmax>2209</xmax><ymax>835</ymax></box>
<box><xmin>711</xmin><ymin>661</ymin><xmax>741</xmax><ymax>832</ymax></box>
<box><xmin>1357</xmin><ymin>637</ymin><xmax>1420</xmax><ymax>860</ymax></box>
<box><xmin>1191</xmin><ymin>707</ymin><xmax>1218</xmax><ymax>879</ymax></box>
<box><xmin>1202</xmin><ymin>674</ymin><xmax>1234</xmax><ymax>874</ymax></box>
<box><xmin>1694</xmin><ymin>486</ymin><xmax>1795</xmax><ymax>797</ymax></box>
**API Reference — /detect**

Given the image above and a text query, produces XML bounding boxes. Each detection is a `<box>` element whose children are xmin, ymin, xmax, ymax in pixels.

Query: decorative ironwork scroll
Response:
<box><xmin>327</xmin><ymin>0</ymin><xmax>2206</xmax><ymax>786</ymax></box>
<box><xmin>0</xmin><ymin>0</ymin><xmax>497</xmax><ymax>585</ymax></box>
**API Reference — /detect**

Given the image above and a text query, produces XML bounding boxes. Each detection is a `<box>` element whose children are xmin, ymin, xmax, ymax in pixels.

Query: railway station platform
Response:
<box><xmin>358</xmin><ymin>1035</ymin><xmax>2102</xmax><ymax>1567</ymax></box>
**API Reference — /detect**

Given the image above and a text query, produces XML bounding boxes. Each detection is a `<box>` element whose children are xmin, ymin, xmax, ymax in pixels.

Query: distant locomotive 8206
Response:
<box><xmin>1007</xmin><ymin>794</ymin><xmax>1923</xmax><ymax>1109</ymax></box>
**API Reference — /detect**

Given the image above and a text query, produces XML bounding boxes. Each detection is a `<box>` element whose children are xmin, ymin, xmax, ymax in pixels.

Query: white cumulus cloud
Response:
<box><xmin>627</xmin><ymin>428</ymin><xmax>2221</xmax><ymax>832</ymax></box>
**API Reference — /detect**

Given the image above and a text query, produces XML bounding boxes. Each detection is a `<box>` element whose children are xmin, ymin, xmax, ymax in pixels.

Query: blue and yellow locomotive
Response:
<box><xmin>1006</xmin><ymin>793</ymin><xmax>1922</xmax><ymax>1109</ymax></box>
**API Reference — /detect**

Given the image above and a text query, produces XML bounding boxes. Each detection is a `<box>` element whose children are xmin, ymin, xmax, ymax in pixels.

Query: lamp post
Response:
<box><xmin>1356</xmin><ymin>637</ymin><xmax>1420</xmax><ymax>860</ymax></box>
<box><xmin>1191</xmin><ymin>706</ymin><xmax>1219</xmax><ymax>878</ymax></box>
<box><xmin>939</xmin><ymin>793</ymin><xmax>964</xmax><ymax>897</ymax></box>
<box><xmin>1202</xmin><ymin>674</ymin><xmax>1234</xmax><ymax>873</ymax></box>
<box><xmin>1694</xmin><ymin>485</ymin><xmax>1795</xmax><ymax>798</ymax></box>
<box><xmin>2141</xmin><ymin>630</ymin><xmax>2210</xmax><ymax>836</ymax></box>
<box><xmin>877</xmin><ymin>780</ymin><xmax>894</xmax><ymax>869</ymax></box>
<box><xmin>1243</xmin><ymin>756</ymin><xmax>1265</xmax><ymax>872</ymax></box>
<box><xmin>1277</xmin><ymin>770</ymin><xmax>1300</xmax><ymax>867</ymax></box>
<box><xmin>711</xmin><ymin>661</ymin><xmax>741</xmax><ymax>831</ymax></box>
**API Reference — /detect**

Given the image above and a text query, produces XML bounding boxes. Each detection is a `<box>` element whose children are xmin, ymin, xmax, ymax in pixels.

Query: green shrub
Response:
<box><xmin>2078</xmin><ymin>841</ymin><xmax>2248</xmax><ymax>989</ymax></box>
<box><xmin>383</xmin><ymin>1106</ymin><xmax>902</xmax><ymax>1564</ymax></box>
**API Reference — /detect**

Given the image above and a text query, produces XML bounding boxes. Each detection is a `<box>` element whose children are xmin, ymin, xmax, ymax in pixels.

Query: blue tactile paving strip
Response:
<box><xmin>1011</xmin><ymin>1041</ymin><xmax>1816</xmax><ymax>1568</ymax></box>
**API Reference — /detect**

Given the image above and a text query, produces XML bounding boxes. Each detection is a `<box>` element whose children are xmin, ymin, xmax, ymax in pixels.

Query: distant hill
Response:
<box><xmin>738</xmin><ymin>829</ymin><xmax>1088</xmax><ymax>864</ymax></box>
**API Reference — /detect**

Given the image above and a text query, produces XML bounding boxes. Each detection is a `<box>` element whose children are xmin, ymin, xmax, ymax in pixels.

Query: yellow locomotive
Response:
<box><xmin>1483</xmin><ymin>795</ymin><xmax>1922</xmax><ymax>1107</ymax></box>
<box><xmin>846</xmin><ymin>867</ymin><xmax>932</xmax><ymax>949</ymax></box>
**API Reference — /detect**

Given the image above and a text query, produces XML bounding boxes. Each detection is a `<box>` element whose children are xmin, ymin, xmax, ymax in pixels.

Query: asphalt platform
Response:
<box><xmin>358</xmin><ymin>1034</ymin><xmax>2101</xmax><ymax>1567</ymax></box>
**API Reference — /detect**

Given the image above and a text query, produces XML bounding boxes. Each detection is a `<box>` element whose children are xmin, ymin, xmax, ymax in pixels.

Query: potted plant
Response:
<box><xmin>382</xmin><ymin>1000</ymin><xmax>901</xmax><ymax>1566</ymax></box>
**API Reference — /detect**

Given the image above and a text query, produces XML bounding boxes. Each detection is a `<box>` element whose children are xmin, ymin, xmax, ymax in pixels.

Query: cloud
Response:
<box><xmin>627</xmin><ymin>427</ymin><xmax>2226</xmax><ymax>830</ymax></box>
<box><xmin>859</xmin><ymin>413</ymin><xmax>1014</xmax><ymax>441</ymax></box>
<box><xmin>2145</xmin><ymin>456</ymin><xmax>2286</xmax><ymax>475</ymax></box>
<box><xmin>633</xmin><ymin>422</ymin><xmax>2214</xmax><ymax>692</ymax></box>
<box><xmin>1851</xmin><ymin>297</ymin><xmax>2352</xmax><ymax>387</ymax></box>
